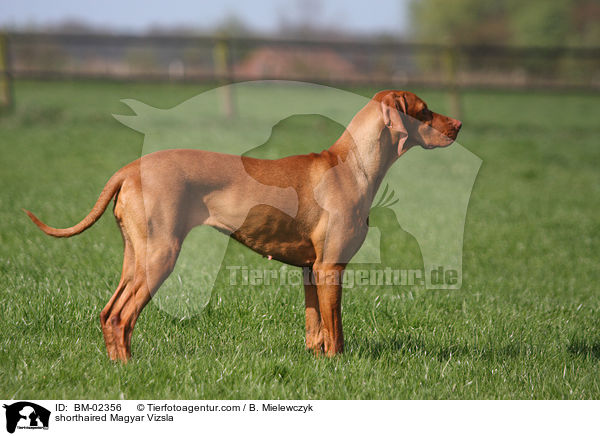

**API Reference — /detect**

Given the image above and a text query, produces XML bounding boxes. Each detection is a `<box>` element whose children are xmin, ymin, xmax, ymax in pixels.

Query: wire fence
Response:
<box><xmin>1</xmin><ymin>31</ymin><xmax>599</xmax><ymax>110</ymax></box>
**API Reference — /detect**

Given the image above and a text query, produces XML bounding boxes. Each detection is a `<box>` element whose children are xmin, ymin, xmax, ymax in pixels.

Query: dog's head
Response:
<box><xmin>375</xmin><ymin>90</ymin><xmax>462</xmax><ymax>154</ymax></box>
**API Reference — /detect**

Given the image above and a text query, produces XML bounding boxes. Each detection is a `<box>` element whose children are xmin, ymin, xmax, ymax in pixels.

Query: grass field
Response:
<box><xmin>0</xmin><ymin>80</ymin><xmax>598</xmax><ymax>399</ymax></box>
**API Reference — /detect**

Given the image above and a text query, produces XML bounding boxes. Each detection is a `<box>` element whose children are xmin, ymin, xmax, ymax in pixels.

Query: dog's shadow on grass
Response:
<box><xmin>356</xmin><ymin>335</ymin><xmax>600</xmax><ymax>362</ymax></box>
<box><xmin>352</xmin><ymin>333</ymin><xmax>523</xmax><ymax>362</ymax></box>
<box><xmin>567</xmin><ymin>337</ymin><xmax>600</xmax><ymax>360</ymax></box>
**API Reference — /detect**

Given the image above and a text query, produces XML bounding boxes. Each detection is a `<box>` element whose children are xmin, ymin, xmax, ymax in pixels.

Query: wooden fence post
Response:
<box><xmin>0</xmin><ymin>32</ymin><xmax>14</xmax><ymax>112</ymax></box>
<box><xmin>443</xmin><ymin>45</ymin><xmax>462</xmax><ymax>120</ymax></box>
<box><xmin>213</xmin><ymin>36</ymin><xmax>235</xmax><ymax>119</ymax></box>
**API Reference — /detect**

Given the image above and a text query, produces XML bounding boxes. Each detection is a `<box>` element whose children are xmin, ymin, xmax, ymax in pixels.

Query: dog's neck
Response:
<box><xmin>328</xmin><ymin>101</ymin><xmax>400</xmax><ymax>204</ymax></box>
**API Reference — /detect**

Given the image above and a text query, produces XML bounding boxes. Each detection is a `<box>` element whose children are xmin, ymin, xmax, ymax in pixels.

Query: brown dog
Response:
<box><xmin>25</xmin><ymin>90</ymin><xmax>461</xmax><ymax>361</ymax></box>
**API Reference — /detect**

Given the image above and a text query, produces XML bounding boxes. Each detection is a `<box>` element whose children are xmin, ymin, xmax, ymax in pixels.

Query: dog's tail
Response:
<box><xmin>24</xmin><ymin>169</ymin><xmax>127</xmax><ymax>238</ymax></box>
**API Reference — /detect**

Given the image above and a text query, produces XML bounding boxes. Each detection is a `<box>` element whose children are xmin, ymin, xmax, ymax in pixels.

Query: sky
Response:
<box><xmin>0</xmin><ymin>0</ymin><xmax>410</xmax><ymax>36</ymax></box>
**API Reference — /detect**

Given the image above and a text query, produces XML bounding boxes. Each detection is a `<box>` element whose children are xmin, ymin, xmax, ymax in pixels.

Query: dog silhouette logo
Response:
<box><xmin>112</xmin><ymin>81</ymin><xmax>481</xmax><ymax>321</ymax></box>
<box><xmin>3</xmin><ymin>402</ymin><xmax>50</xmax><ymax>433</ymax></box>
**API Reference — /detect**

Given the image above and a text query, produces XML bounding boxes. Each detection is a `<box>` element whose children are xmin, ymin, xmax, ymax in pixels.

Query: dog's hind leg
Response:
<box><xmin>99</xmin><ymin>222</ymin><xmax>134</xmax><ymax>361</ymax></box>
<box><xmin>97</xmin><ymin>176</ymin><xmax>184</xmax><ymax>362</ymax></box>
<box><xmin>108</xmin><ymin>234</ymin><xmax>182</xmax><ymax>361</ymax></box>
<box><xmin>98</xmin><ymin>173</ymin><xmax>193</xmax><ymax>361</ymax></box>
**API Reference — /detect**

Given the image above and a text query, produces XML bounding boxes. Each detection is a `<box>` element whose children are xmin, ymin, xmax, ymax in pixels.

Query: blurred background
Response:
<box><xmin>0</xmin><ymin>0</ymin><xmax>598</xmax><ymax>114</ymax></box>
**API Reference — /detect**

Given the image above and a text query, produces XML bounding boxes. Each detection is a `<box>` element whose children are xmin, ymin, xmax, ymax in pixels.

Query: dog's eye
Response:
<box><xmin>421</xmin><ymin>108</ymin><xmax>429</xmax><ymax>116</ymax></box>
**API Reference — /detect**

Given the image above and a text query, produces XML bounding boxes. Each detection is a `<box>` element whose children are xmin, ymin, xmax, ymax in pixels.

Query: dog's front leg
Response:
<box><xmin>303</xmin><ymin>267</ymin><xmax>324</xmax><ymax>353</ymax></box>
<box><xmin>313</xmin><ymin>263</ymin><xmax>345</xmax><ymax>356</ymax></box>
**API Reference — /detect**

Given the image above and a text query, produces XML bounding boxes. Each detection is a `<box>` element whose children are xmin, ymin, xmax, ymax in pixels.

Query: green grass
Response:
<box><xmin>0</xmin><ymin>80</ymin><xmax>599</xmax><ymax>399</ymax></box>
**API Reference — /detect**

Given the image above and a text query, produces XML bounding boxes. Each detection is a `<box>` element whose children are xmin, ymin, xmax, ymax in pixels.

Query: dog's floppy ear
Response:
<box><xmin>380</xmin><ymin>93</ymin><xmax>408</xmax><ymax>154</ymax></box>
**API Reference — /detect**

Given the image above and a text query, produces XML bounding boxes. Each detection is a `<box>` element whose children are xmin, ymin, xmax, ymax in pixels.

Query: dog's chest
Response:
<box><xmin>230</xmin><ymin>204</ymin><xmax>316</xmax><ymax>267</ymax></box>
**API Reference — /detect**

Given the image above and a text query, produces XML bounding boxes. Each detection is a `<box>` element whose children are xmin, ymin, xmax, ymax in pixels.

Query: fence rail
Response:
<box><xmin>2</xmin><ymin>32</ymin><xmax>599</xmax><ymax>92</ymax></box>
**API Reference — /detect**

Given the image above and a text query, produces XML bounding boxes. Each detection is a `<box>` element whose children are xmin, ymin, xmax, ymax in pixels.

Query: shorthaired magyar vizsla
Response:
<box><xmin>26</xmin><ymin>90</ymin><xmax>461</xmax><ymax>361</ymax></box>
